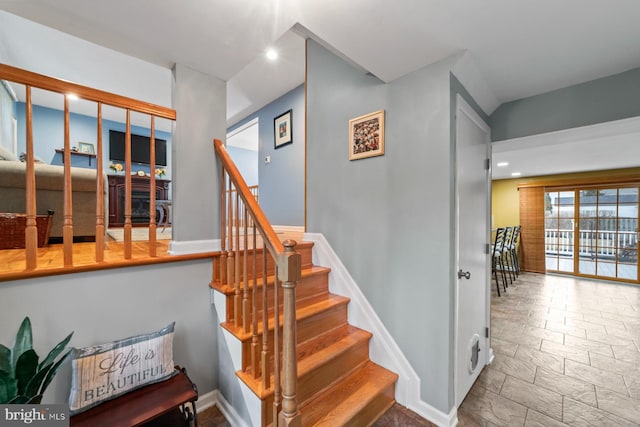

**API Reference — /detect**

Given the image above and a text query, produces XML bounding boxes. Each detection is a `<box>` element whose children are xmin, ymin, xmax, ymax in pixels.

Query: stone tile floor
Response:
<box><xmin>458</xmin><ymin>272</ymin><xmax>640</xmax><ymax>426</ymax></box>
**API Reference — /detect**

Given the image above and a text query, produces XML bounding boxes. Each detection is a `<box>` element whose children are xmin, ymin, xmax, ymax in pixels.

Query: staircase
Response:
<box><xmin>213</xmin><ymin>139</ymin><xmax>398</xmax><ymax>426</ymax></box>
<box><xmin>210</xmin><ymin>240</ymin><xmax>398</xmax><ymax>426</ymax></box>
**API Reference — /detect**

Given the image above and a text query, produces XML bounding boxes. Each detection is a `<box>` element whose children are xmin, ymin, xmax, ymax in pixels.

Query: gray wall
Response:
<box><xmin>491</xmin><ymin>67</ymin><xmax>640</xmax><ymax>141</ymax></box>
<box><xmin>228</xmin><ymin>85</ymin><xmax>305</xmax><ymax>226</ymax></box>
<box><xmin>172</xmin><ymin>63</ymin><xmax>226</xmax><ymax>241</ymax></box>
<box><xmin>306</xmin><ymin>39</ymin><xmax>455</xmax><ymax>413</ymax></box>
<box><xmin>0</xmin><ymin>261</ymin><xmax>217</xmax><ymax>404</ymax></box>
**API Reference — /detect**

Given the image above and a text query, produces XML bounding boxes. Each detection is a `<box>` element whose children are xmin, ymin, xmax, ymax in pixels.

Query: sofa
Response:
<box><xmin>0</xmin><ymin>160</ymin><xmax>108</xmax><ymax>241</ymax></box>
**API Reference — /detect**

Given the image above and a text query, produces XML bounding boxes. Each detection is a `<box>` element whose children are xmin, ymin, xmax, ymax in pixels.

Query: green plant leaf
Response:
<box><xmin>0</xmin><ymin>344</ymin><xmax>10</xmax><ymax>376</ymax></box>
<box><xmin>40</xmin><ymin>349</ymin><xmax>71</xmax><ymax>395</ymax></box>
<box><xmin>9</xmin><ymin>394</ymin><xmax>29</xmax><ymax>404</ymax></box>
<box><xmin>25</xmin><ymin>362</ymin><xmax>52</xmax><ymax>398</ymax></box>
<box><xmin>0</xmin><ymin>370</ymin><xmax>18</xmax><ymax>404</ymax></box>
<box><xmin>15</xmin><ymin>349</ymin><xmax>38</xmax><ymax>395</ymax></box>
<box><xmin>12</xmin><ymin>317</ymin><xmax>33</xmax><ymax>372</ymax></box>
<box><xmin>38</xmin><ymin>332</ymin><xmax>73</xmax><ymax>371</ymax></box>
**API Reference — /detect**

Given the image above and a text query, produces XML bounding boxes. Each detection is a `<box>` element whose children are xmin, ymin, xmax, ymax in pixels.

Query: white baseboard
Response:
<box><xmin>410</xmin><ymin>399</ymin><xmax>459</xmax><ymax>427</ymax></box>
<box><xmin>195</xmin><ymin>389</ymin><xmax>217</xmax><ymax>413</ymax></box>
<box><xmin>168</xmin><ymin>238</ymin><xmax>221</xmax><ymax>255</ymax></box>
<box><xmin>303</xmin><ymin>232</ymin><xmax>455</xmax><ymax>427</ymax></box>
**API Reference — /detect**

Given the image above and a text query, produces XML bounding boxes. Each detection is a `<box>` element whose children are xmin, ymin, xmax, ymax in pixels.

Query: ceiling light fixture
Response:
<box><xmin>511</xmin><ymin>172</ymin><xmax>522</xmax><ymax>177</ymax></box>
<box><xmin>265</xmin><ymin>49</ymin><xmax>278</xmax><ymax>61</ymax></box>
<box><xmin>497</xmin><ymin>162</ymin><xmax>509</xmax><ymax>167</ymax></box>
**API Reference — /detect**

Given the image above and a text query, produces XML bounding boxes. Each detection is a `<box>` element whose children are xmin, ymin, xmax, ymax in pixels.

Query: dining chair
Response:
<box><xmin>492</xmin><ymin>227</ymin><xmax>508</xmax><ymax>296</ymax></box>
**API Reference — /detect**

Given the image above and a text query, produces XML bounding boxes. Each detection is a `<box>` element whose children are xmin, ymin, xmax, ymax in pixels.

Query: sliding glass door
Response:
<box><xmin>578</xmin><ymin>187</ymin><xmax>638</xmax><ymax>280</ymax></box>
<box><xmin>545</xmin><ymin>186</ymin><xmax>639</xmax><ymax>282</ymax></box>
<box><xmin>545</xmin><ymin>190</ymin><xmax>575</xmax><ymax>272</ymax></box>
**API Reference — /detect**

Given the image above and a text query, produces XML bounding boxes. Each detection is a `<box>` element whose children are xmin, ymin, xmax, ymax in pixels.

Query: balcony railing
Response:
<box><xmin>545</xmin><ymin>228</ymin><xmax>638</xmax><ymax>260</ymax></box>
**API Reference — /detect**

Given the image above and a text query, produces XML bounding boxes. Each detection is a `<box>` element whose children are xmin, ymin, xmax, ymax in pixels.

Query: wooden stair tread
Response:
<box><xmin>297</xmin><ymin>325</ymin><xmax>371</xmax><ymax>375</ymax></box>
<box><xmin>213</xmin><ymin>235</ymin><xmax>400</xmax><ymax>426</ymax></box>
<box><xmin>237</xmin><ymin>325</ymin><xmax>371</xmax><ymax>398</ymax></box>
<box><xmin>210</xmin><ymin>265</ymin><xmax>331</xmax><ymax>295</ymax></box>
<box><xmin>221</xmin><ymin>293</ymin><xmax>349</xmax><ymax>341</ymax></box>
<box><xmin>300</xmin><ymin>361</ymin><xmax>398</xmax><ymax>427</ymax></box>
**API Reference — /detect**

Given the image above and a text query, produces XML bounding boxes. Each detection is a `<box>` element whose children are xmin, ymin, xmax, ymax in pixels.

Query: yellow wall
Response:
<box><xmin>491</xmin><ymin>179</ymin><xmax>519</xmax><ymax>228</ymax></box>
<box><xmin>491</xmin><ymin>167</ymin><xmax>640</xmax><ymax>229</ymax></box>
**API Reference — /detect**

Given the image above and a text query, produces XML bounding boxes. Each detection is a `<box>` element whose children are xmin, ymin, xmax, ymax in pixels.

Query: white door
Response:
<box><xmin>454</xmin><ymin>95</ymin><xmax>491</xmax><ymax>406</ymax></box>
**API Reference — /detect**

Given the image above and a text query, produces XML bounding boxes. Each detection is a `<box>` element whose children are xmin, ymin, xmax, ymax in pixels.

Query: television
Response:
<box><xmin>109</xmin><ymin>130</ymin><xmax>167</xmax><ymax>166</ymax></box>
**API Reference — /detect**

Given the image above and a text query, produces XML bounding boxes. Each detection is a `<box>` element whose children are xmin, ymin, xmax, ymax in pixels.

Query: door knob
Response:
<box><xmin>458</xmin><ymin>269</ymin><xmax>471</xmax><ymax>280</ymax></box>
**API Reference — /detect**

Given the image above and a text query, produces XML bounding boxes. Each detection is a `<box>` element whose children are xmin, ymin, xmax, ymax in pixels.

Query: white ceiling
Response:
<box><xmin>2</xmin><ymin>1</ymin><xmax>640</xmax><ymax>177</ymax></box>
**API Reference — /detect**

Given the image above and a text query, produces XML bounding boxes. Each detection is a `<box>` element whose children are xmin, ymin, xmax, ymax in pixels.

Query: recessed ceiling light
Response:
<box><xmin>497</xmin><ymin>162</ymin><xmax>509</xmax><ymax>167</ymax></box>
<box><xmin>265</xmin><ymin>49</ymin><xmax>278</xmax><ymax>61</ymax></box>
<box><xmin>511</xmin><ymin>172</ymin><xmax>522</xmax><ymax>177</ymax></box>
<box><xmin>67</xmin><ymin>93</ymin><xmax>79</xmax><ymax>101</ymax></box>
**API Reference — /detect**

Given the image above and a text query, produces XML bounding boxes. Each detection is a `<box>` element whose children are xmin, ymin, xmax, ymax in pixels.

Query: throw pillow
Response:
<box><xmin>68</xmin><ymin>322</ymin><xmax>176</xmax><ymax>415</ymax></box>
<box><xmin>0</xmin><ymin>145</ymin><xmax>19</xmax><ymax>161</ymax></box>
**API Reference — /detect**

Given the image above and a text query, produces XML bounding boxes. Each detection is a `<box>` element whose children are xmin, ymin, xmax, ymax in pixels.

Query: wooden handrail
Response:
<box><xmin>0</xmin><ymin>64</ymin><xmax>175</xmax><ymax>120</ymax></box>
<box><xmin>213</xmin><ymin>138</ymin><xmax>302</xmax><ymax>426</ymax></box>
<box><xmin>214</xmin><ymin>140</ymin><xmax>284</xmax><ymax>261</ymax></box>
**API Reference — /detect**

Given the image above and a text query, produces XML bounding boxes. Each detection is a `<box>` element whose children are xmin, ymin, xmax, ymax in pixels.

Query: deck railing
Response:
<box><xmin>545</xmin><ymin>228</ymin><xmax>638</xmax><ymax>258</ymax></box>
<box><xmin>0</xmin><ymin>63</ymin><xmax>176</xmax><ymax>271</ymax></box>
<box><xmin>214</xmin><ymin>139</ymin><xmax>301</xmax><ymax>426</ymax></box>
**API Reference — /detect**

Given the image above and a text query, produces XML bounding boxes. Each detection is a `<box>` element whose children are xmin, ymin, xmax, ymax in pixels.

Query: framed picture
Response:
<box><xmin>78</xmin><ymin>142</ymin><xmax>95</xmax><ymax>154</ymax></box>
<box><xmin>349</xmin><ymin>110</ymin><xmax>385</xmax><ymax>160</ymax></box>
<box><xmin>274</xmin><ymin>109</ymin><xmax>293</xmax><ymax>149</ymax></box>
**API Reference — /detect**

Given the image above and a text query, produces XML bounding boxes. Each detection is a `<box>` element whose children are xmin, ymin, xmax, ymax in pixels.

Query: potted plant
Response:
<box><xmin>0</xmin><ymin>317</ymin><xmax>73</xmax><ymax>404</ymax></box>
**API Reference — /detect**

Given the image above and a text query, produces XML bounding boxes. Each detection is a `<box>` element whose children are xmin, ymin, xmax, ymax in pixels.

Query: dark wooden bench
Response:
<box><xmin>70</xmin><ymin>366</ymin><xmax>198</xmax><ymax>427</ymax></box>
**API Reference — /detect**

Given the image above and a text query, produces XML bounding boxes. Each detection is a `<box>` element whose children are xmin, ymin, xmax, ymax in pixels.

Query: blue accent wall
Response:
<box><xmin>16</xmin><ymin>103</ymin><xmax>172</xmax><ymax>177</ymax></box>
<box><xmin>227</xmin><ymin>84</ymin><xmax>304</xmax><ymax>226</ymax></box>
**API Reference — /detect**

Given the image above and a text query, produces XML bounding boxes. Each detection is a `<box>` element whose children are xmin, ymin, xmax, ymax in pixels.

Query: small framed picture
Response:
<box><xmin>349</xmin><ymin>110</ymin><xmax>385</xmax><ymax>160</ymax></box>
<box><xmin>274</xmin><ymin>109</ymin><xmax>293</xmax><ymax>149</ymax></box>
<box><xmin>78</xmin><ymin>142</ymin><xmax>95</xmax><ymax>154</ymax></box>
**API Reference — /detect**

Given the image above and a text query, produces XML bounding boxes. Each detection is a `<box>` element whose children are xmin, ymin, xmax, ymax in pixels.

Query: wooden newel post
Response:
<box><xmin>278</xmin><ymin>240</ymin><xmax>302</xmax><ymax>427</ymax></box>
